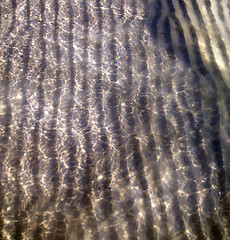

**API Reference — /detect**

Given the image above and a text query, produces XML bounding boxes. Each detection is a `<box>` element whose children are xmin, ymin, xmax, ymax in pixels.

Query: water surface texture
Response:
<box><xmin>0</xmin><ymin>0</ymin><xmax>230</xmax><ymax>239</ymax></box>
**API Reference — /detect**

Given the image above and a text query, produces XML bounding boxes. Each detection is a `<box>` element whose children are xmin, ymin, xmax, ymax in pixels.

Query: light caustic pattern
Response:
<box><xmin>0</xmin><ymin>0</ymin><xmax>230</xmax><ymax>239</ymax></box>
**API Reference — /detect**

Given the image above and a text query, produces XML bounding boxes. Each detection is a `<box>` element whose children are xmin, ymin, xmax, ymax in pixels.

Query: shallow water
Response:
<box><xmin>0</xmin><ymin>0</ymin><xmax>230</xmax><ymax>239</ymax></box>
